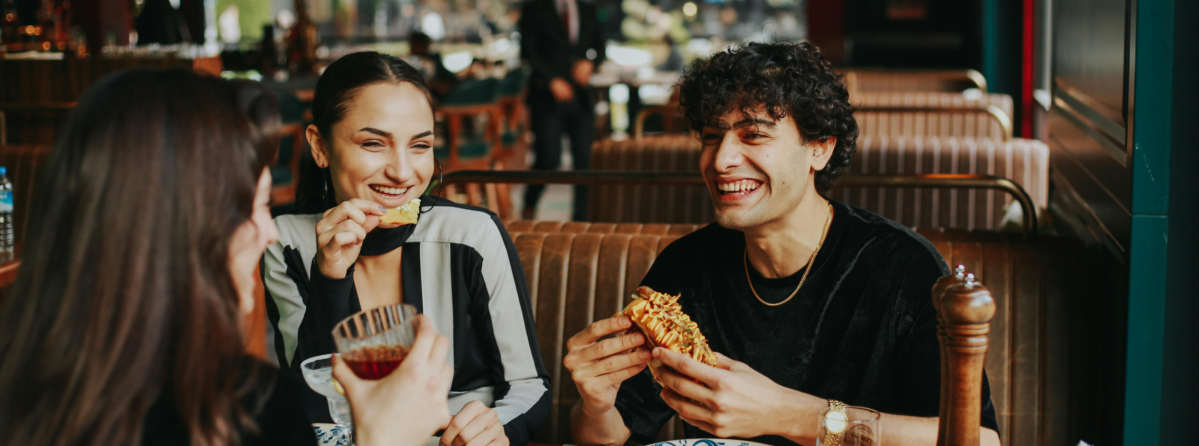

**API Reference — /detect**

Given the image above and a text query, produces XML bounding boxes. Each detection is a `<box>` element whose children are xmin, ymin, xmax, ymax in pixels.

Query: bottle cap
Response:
<box><xmin>0</xmin><ymin>167</ymin><xmax>6</xmax><ymax>175</ymax></box>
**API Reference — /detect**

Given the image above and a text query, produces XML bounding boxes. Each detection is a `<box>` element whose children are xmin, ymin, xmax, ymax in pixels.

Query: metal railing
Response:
<box><xmin>439</xmin><ymin>170</ymin><xmax>1037</xmax><ymax>239</ymax></box>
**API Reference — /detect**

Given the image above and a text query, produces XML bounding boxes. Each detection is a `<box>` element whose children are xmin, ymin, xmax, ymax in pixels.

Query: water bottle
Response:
<box><xmin>0</xmin><ymin>166</ymin><xmax>14</xmax><ymax>259</ymax></box>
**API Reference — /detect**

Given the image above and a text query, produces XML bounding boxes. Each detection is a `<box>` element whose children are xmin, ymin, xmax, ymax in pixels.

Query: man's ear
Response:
<box><xmin>306</xmin><ymin>124</ymin><xmax>330</xmax><ymax>168</ymax></box>
<box><xmin>809</xmin><ymin>136</ymin><xmax>837</xmax><ymax>172</ymax></box>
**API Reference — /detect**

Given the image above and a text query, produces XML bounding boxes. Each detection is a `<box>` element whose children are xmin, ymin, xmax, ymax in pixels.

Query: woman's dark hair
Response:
<box><xmin>294</xmin><ymin>51</ymin><xmax>434</xmax><ymax>214</ymax></box>
<box><xmin>0</xmin><ymin>69</ymin><xmax>280</xmax><ymax>446</ymax></box>
<box><xmin>677</xmin><ymin>41</ymin><xmax>858</xmax><ymax>192</ymax></box>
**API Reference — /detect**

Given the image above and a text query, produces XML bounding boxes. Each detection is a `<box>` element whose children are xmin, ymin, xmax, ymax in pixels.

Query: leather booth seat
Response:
<box><xmin>508</xmin><ymin>222</ymin><xmax>1084</xmax><ymax>445</ymax></box>
<box><xmin>855</xmin><ymin>92</ymin><xmax>1015</xmax><ymax>141</ymax></box>
<box><xmin>589</xmin><ymin>135</ymin><xmax>1050</xmax><ymax>232</ymax></box>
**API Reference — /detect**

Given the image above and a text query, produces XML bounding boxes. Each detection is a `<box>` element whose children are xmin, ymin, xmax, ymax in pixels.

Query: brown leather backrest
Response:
<box><xmin>589</xmin><ymin>134</ymin><xmax>1048</xmax><ymax>232</ymax></box>
<box><xmin>855</xmin><ymin>92</ymin><xmax>1014</xmax><ymax>141</ymax></box>
<box><xmin>845</xmin><ymin>69</ymin><xmax>988</xmax><ymax>95</ymax></box>
<box><xmin>839</xmin><ymin>136</ymin><xmax>1049</xmax><ymax>231</ymax></box>
<box><xmin>588</xmin><ymin>135</ymin><xmax>713</xmax><ymax>224</ymax></box>
<box><xmin>506</xmin><ymin>226</ymin><xmax>693</xmax><ymax>443</ymax></box>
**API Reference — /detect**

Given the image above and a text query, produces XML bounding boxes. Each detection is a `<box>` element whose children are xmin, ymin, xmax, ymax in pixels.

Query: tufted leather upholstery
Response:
<box><xmin>588</xmin><ymin>136</ymin><xmax>713</xmax><ymax>224</ymax></box>
<box><xmin>505</xmin><ymin>224</ymin><xmax>696</xmax><ymax>443</ymax></box>
<box><xmin>840</xmin><ymin>136</ymin><xmax>1050</xmax><ymax>231</ymax></box>
<box><xmin>844</xmin><ymin>69</ymin><xmax>988</xmax><ymax>95</ymax></box>
<box><xmin>855</xmin><ymin>92</ymin><xmax>1014</xmax><ymax>141</ymax></box>
<box><xmin>588</xmin><ymin>134</ymin><xmax>1048</xmax><ymax>232</ymax></box>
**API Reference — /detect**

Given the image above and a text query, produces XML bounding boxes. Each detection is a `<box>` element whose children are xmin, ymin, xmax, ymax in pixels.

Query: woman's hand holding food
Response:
<box><xmin>315</xmin><ymin>199</ymin><xmax>388</xmax><ymax>279</ymax></box>
<box><xmin>563</xmin><ymin>316</ymin><xmax>653</xmax><ymax>415</ymax></box>
<box><xmin>440</xmin><ymin>400</ymin><xmax>508</xmax><ymax>446</ymax></box>
<box><xmin>653</xmin><ymin>350</ymin><xmax>824</xmax><ymax>440</ymax></box>
<box><xmin>332</xmin><ymin>315</ymin><xmax>454</xmax><ymax>446</ymax></box>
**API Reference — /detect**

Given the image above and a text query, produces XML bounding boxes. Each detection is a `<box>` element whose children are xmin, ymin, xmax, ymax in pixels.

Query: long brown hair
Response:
<box><xmin>0</xmin><ymin>69</ymin><xmax>280</xmax><ymax>446</ymax></box>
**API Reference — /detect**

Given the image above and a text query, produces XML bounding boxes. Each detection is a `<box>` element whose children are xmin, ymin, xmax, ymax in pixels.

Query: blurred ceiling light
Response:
<box><xmin>277</xmin><ymin>10</ymin><xmax>296</xmax><ymax>30</ymax></box>
<box><xmin>683</xmin><ymin>2</ymin><xmax>697</xmax><ymax>17</ymax></box>
<box><xmin>609</xmin><ymin>83</ymin><xmax>630</xmax><ymax>104</ymax></box>
<box><xmin>421</xmin><ymin>12</ymin><xmax>445</xmax><ymax>40</ymax></box>
<box><xmin>687</xmin><ymin>38</ymin><xmax>713</xmax><ymax>57</ymax></box>
<box><xmin>491</xmin><ymin>38</ymin><xmax>512</xmax><ymax>53</ymax></box>
<box><xmin>218</xmin><ymin>5</ymin><xmax>240</xmax><ymax>45</ymax></box>
<box><xmin>606</xmin><ymin>45</ymin><xmax>653</xmax><ymax>68</ymax></box>
<box><xmin>443</xmin><ymin>51</ymin><xmax>474</xmax><ymax>73</ymax></box>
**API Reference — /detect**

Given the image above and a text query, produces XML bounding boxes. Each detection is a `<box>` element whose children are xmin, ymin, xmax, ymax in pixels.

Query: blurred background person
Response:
<box><xmin>406</xmin><ymin>31</ymin><xmax>458</xmax><ymax>99</ymax></box>
<box><xmin>518</xmin><ymin>0</ymin><xmax>605</xmax><ymax>221</ymax></box>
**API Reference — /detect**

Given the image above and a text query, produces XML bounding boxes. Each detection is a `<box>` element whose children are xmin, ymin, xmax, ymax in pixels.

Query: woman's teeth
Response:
<box><xmin>717</xmin><ymin>180</ymin><xmax>761</xmax><ymax>194</ymax></box>
<box><xmin>371</xmin><ymin>186</ymin><xmax>408</xmax><ymax>196</ymax></box>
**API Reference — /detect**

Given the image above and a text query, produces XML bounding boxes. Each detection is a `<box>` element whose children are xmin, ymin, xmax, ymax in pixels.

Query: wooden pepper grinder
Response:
<box><xmin>935</xmin><ymin>273</ymin><xmax>995</xmax><ymax>446</ymax></box>
<box><xmin>931</xmin><ymin>265</ymin><xmax>968</xmax><ymax>445</ymax></box>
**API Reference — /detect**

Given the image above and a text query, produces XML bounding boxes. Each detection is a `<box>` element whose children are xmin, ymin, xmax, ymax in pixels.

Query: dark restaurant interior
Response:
<box><xmin>0</xmin><ymin>1</ymin><xmax>1196</xmax><ymax>446</ymax></box>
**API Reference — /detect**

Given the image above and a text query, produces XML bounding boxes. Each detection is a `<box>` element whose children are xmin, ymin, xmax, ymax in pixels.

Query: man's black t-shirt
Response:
<box><xmin>614</xmin><ymin>201</ymin><xmax>999</xmax><ymax>445</ymax></box>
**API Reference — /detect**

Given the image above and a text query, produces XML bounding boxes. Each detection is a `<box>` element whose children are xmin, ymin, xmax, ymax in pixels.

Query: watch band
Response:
<box><xmin>823</xmin><ymin>400</ymin><xmax>848</xmax><ymax>446</ymax></box>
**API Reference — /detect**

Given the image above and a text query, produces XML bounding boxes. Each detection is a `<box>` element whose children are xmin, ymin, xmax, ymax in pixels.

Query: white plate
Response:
<box><xmin>311</xmin><ymin>423</ymin><xmax>351</xmax><ymax>446</ymax></box>
<box><xmin>647</xmin><ymin>439</ymin><xmax>771</xmax><ymax>446</ymax></box>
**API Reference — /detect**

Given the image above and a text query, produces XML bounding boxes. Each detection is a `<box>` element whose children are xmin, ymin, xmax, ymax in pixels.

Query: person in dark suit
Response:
<box><xmin>518</xmin><ymin>0</ymin><xmax>606</xmax><ymax>221</ymax></box>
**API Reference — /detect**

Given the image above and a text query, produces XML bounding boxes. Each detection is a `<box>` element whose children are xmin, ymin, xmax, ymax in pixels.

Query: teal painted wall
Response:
<box><xmin>981</xmin><ymin>0</ymin><xmax>1024</xmax><ymax>128</ymax></box>
<box><xmin>1126</xmin><ymin>0</ymin><xmax>1199</xmax><ymax>443</ymax></box>
<box><xmin>1160</xmin><ymin>0</ymin><xmax>1199</xmax><ymax>443</ymax></box>
<box><xmin>1125</xmin><ymin>0</ymin><xmax>1172</xmax><ymax>443</ymax></box>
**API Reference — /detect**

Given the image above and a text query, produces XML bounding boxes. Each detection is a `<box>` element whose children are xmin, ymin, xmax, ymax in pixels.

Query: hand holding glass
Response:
<box><xmin>332</xmin><ymin>303</ymin><xmax>419</xmax><ymax>379</ymax></box>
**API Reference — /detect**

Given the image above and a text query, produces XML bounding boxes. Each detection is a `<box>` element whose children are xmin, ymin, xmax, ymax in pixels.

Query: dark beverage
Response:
<box><xmin>344</xmin><ymin>345</ymin><xmax>409</xmax><ymax>380</ymax></box>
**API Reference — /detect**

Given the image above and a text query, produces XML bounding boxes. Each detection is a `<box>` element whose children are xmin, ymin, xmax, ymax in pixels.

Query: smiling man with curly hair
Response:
<box><xmin>563</xmin><ymin>42</ymin><xmax>1001</xmax><ymax>446</ymax></box>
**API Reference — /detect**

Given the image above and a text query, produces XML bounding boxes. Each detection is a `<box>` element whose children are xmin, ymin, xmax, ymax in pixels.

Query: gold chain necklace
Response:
<box><xmin>744</xmin><ymin>203</ymin><xmax>834</xmax><ymax>307</ymax></box>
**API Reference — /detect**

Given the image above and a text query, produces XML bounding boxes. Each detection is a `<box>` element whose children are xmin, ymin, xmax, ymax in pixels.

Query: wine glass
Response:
<box><xmin>300</xmin><ymin>354</ymin><xmax>353</xmax><ymax>436</ymax></box>
<box><xmin>816</xmin><ymin>405</ymin><xmax>880</xmax><ymax>446</ymax></box>
<box><xmin>332</xmin><ymin>303</ymin><xmax>419</xmax><ymax>379</ymax></box>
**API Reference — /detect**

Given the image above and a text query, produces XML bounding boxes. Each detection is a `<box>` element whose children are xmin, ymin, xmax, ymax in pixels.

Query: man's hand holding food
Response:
<box><xmin>652</xmin><ymin>349</ymin><xmax>826</xmax><ymax>443</ymax></box>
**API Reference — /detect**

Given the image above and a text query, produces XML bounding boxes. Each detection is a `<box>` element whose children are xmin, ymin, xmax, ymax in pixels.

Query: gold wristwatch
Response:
<box><xmin>823</xmin><ymin>400</ymin><xmax>848</xmax><ymax>446</ymax></box>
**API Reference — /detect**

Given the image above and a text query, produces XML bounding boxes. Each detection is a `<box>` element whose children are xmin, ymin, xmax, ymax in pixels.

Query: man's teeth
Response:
<box><xmin>717</xmin><ymin>180</ymin><xmax>761</xmax><ymax>193</ymax></box>
<box><xmin>371</xmin><ymin>186</ymin><xmax>408</xmax><ymax>195</ymax></box>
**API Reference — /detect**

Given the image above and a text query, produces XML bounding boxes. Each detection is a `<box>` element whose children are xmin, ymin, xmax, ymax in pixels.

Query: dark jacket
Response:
<box><xmin>518</xmin><ymin>0</ymin><xmax>606</xmax><ymax>100</ymax></box>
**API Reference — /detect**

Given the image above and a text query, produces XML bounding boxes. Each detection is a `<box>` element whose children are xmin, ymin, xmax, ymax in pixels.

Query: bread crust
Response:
<box><xmin>380</xmin><ymin>198</ymin><xmax>421</xmax><ymax>226</ymax></box>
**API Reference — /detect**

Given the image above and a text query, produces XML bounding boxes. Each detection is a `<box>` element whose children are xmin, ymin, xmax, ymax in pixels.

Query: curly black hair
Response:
<box><xmin>677</xmin><ymin>41</ymin><xmax>858</xmax><ymax>192</ymax></box>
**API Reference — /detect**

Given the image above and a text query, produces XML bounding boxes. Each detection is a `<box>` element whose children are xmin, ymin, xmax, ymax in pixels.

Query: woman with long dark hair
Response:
<box><xmin>262</xmin><ymin>52</ymin><xmax>549</xmax><ymax>446</ymax></box>
<box><xmin>0</xmin><ymin>69</ymin><xmax>453</xmax><ymax>446</ymax></box>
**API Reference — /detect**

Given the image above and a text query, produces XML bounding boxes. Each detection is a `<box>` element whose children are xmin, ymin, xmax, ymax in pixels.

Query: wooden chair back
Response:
<box><xmin>436</xmin><ymin>78</ymin><xmax>503</xmax><ymax>172</ymax></box>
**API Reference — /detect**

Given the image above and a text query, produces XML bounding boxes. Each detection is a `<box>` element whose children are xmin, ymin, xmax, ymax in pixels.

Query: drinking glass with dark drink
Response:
<box><xmin>332</xmin><ymin>303</ymin><xmax>419</xmax><ymax>380</ymax></box>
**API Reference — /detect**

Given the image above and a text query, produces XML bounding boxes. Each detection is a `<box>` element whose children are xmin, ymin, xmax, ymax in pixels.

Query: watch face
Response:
<box><xmin>825</xmin><ymin>408</ymin><xmax>849</xmax><ymax>434</ymax></box>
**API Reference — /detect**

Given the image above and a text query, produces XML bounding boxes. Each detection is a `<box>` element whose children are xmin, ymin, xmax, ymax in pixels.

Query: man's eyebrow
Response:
<box><xmin>732</xmin><ymin>118</ymin><xmax>776</xmax><ymax>130</ymax></box>
<box><xmin>358</xmin><ymin>127</ymin><xmax>393</xmax><ymax>138</ymax></box>
<box><xmin>410</xmin><ymin>130</ymin><xmax>434</xmax><ymax>141</ymax></box>
<box><xmin>702</xmin><ymin>118</ymin><xmax>777</xmax><ymax>132</ymax></box>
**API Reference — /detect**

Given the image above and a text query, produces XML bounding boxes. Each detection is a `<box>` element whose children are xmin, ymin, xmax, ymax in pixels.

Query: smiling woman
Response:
<box><xmin>262</xmin><ymin>52</ymin><xmax>551</xmax><ymax>446</ymax></box>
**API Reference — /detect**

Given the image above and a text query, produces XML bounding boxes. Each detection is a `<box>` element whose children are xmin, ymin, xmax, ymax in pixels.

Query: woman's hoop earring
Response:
<box><xmin>437</xmin><ymin>160</ymin><xmax>444</xmax><ymax>191</ymax></box>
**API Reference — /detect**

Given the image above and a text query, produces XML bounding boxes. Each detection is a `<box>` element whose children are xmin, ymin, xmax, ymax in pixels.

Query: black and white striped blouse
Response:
<box><xmin>261</xmin><ymin>197</ymin><xmax>550</xmax><ymax>445</ymax></box>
